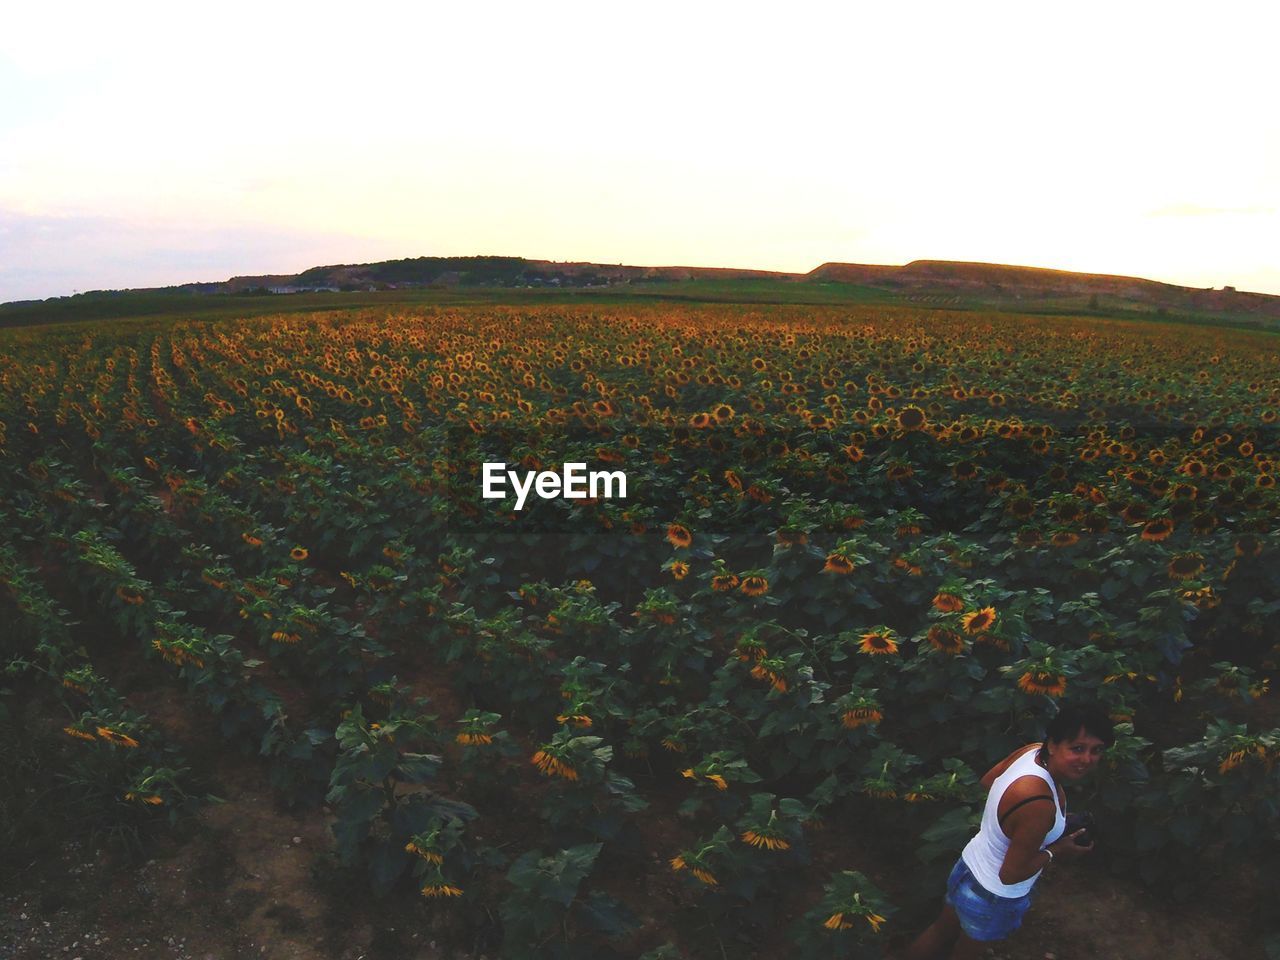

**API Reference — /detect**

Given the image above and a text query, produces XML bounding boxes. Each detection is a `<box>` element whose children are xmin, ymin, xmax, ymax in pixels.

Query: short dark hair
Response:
<box><xmin>1039</xmin><ymin>701</ymin><xmax>1115</xmax><ymax>761</ymax></box>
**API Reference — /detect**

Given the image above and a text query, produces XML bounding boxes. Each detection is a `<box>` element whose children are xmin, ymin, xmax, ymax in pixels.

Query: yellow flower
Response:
<box><xmin>420</xmin><ymin>884</ymin><xmax>463</xmax><ymax>898</ymax></box>
<box><xmin>858</xmin><ymin>630</ymin><xmax>899</xmax><ymax>655</ymax></box>
<box><xmin>96</xmin><ymin>727</ymin><xmax>140</xmax><ymax>748</ymax></box>
<box><xmin>1218</xmin><ymin>750</ymin><xmax>1244</xmax><ymax>774</ymax></box>
<box><xmin>691</xmin><ymin>867</ymin><xmax>718</xmax><ymax>886</ymax></box>
<box><xmin>960</xmin><ymin>607</ymin><xmax>996</xmax><ymax>635</ymax></box>
<box><xmin>741</xmin><ymin>830</ymin><xmax>790</xmax><ymax>851</ymax></box>
<box><xmin>666</xmin><ymin>524</ymin><xmax>693</xmax><ymax>548</ymax></box>
<box><xmin>842</xmin><ymin>707</ymin><xmax>882</xmax><ymax>729</ymax></box>
<box><xmin>1017</xmin><ymin>671</ymin><xmax>1067</xmax><ymax>697</ymax></box>
<box><xmin>531</xmin><ymin>749</ymin><xmax>578</xmax><ymax>781</ymax></box>
<box><xmin>711</xmin><ymin>572</ymin><xmax>740</xmax><ymax>591</ymax></box>
<box><xmin>932</xmin><ymin>592</ymin><xmax>964</xmax><ymax>613</ymax></box>
<box><xmin>823</xmin><ymin>553</ymin><xmax>855</xmax><ymax>575</ymax></box>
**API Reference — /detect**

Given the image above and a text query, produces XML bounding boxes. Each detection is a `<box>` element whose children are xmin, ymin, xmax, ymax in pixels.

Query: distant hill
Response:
<box><xmin>808</xmin><ymin>260</ymin><xmax>1280</xmax><ymax>323</ymax></box>
<box><xmin>211</xmin><ymin>256</ymin><xmax>799</xmax><ymax>294</ymax></box>
<box><xmin>5</xmin><ymin>255</ymin><xmax>1279</xmax><ymax>329</ymax></box>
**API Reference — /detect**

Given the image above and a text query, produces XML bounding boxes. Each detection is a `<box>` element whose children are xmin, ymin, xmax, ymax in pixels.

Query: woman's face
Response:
<box><xmin>1045</xmin><ymin>728</ymin><xmax>1107</xmax><ymax>781</ymax></box>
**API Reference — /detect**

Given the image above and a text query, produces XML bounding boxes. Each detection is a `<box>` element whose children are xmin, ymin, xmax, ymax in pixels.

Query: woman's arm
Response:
<box><xmin>998</xmin><ymin>777</ymin><xmax>1092</xmax><ymax>885</ymax></box>
<box><xmin>998</xmin><ymin>795</ymin><xmax>1056</xmax><ymax>885</ymax></box>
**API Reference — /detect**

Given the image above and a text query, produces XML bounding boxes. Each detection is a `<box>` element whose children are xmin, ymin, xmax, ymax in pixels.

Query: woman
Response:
<box><xmin>893</xmin><ymin>702</ymin><xmax>1114</xmax><ymax>960</ymax></box>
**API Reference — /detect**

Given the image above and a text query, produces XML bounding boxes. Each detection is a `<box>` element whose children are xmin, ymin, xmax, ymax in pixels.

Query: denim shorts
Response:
<box><xmin>944</xmin><ymin>858</ymin><xmax>1032</xmax><ymax>941</ymax></box>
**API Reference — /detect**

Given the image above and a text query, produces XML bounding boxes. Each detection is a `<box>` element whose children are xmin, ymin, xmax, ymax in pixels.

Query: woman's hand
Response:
<box><xmin>1047</xmin><ymin>829</ymin><xmax>1093</xmax><ymax>861</ymax></box>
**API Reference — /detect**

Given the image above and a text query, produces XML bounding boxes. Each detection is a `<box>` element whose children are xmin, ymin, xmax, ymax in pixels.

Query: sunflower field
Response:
<box><xmin>2</xmin><ymin>303</ymin><xmax>1277</xmax><ymax>958</ymax></box>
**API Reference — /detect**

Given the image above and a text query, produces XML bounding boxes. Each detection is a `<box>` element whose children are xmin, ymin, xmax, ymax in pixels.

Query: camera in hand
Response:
<box><xmin>1064</xmin><ymin>811</ymin><xmax>1095</xmax><ymax>846</ymax></box>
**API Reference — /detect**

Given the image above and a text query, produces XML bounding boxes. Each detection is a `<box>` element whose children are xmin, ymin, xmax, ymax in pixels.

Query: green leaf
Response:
<box><xmin>368</xmin><ymin>839</ymin><xmax>410</xmax><ymax>896</ymax></box>
<box><xmin>397</xmin><ymin>753</ymin><xmax>442</xmax><ymax>784</ymax></box>
<box><xmin>578</xmin><ymin>891</ymin><xmax>639</xmax><ymax>937</ymax></box>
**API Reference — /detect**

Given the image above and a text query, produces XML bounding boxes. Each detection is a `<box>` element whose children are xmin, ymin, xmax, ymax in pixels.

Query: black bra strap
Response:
<box><xmin>998</xmin><ymin>794</ymin><xmax>1054</xmax><ymax>826</ymax></box>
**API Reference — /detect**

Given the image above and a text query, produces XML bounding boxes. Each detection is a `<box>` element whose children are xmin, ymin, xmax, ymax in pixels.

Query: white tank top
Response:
<box><xmin>961</xmin><ymin>746</ymin><xmax>1066</xmax><ymax>897</ymax></box>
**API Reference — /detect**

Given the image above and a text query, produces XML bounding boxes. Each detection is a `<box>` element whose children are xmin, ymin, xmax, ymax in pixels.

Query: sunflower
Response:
<box><xmin>823</xmin><ymin>913</ymin><xmax>853</xmax><ymax>931</ymax></box>
<box><xmin>1007</xmin><ymin>497</ymin><xmax>1036</xmax><ymax>520</ymax></box>
<box><xmin>932</xmin><ymin>592</ymin><xmax>964</xmax><ymax>613</ymax></box>
<box><xmin>1017</xmin><ymin>671</ymin><xmax>1067</xmax><ymax>697</ymax></box>
<box><xmin>405</xmin><ymin>843</ymin><xmax>445</xmax><ymax>863</ymax></box>
<box><xmin>952</xmin><ymin>460</ymin><xmax>979</xmax><ymax>481</ymax></box>
<box><xmin>1167</xmin><ymin>553</ymin><xmax>1206</xmax><ymax>580</ymax></box>
<box><xmin>776</xmin><ymin>528</ymin><xmax>808</xmax><ymax>546</ymax></box>
<box><xmin>967</xmin><ymin>633</ymin><xmax>1004</xmax><ymax>652</ymax></box>
<box><xmin>289</xmin><ymin>546</ymin><xmax>309</xmax><ymax>561</ymax></box>
<box><xmin>669</xmin><ymin>560</ymin><xmax>690</xmax><ymax>580</ymax></box>
<box><xmin>740</xmin><ymin>576</ymin><xmax>770</xmax><ymax>597</ymax></box>
<box><xmin>927</xmin><ymin>626</ymin><xmax>966</xmax><ymax>655</ymax></box>
<box><xmin>1140</xmin><ymin>518</ymin><xmax>1173</xmax><ymax>542</ymax></box>
<box><xmin>1235</xmin><ymin>534</ymin><xmax>1263</xmax><ymax>558</ymax></box>
<box><xmin>531</xmin><ymin>749</ymin><xmax>579</xmax><ymax>781</ymax></box>
<box><xmin>1015</xmin><ymin>527</ymin><xmax>1043</xmax><ymax>547</ymax></box>
<box><xmin>1181</xmin><ymin>585</ymin><xmax>1220</xmax><ymax>609</ymax></box>
<box><xmin>859</xmin><ymin>629</ymin><xmax>900</xmax><ymax>655</ymax></box>
<box><xmin>815</xmin><ymin>551</ymin><xmax>854</xmax><ymax>576</ymax></box>
<box><xmin>742</xmin><ymin>828</ymin><xmax>790</xmax><ymax>851</ymax></box>
<box><xmin>115</xmin><ymin>585</ymin><xmax>145</xmax><ymax>606</ymax></box>
<box><xmin>666</xmin><ymin>523</ymin><xmax>692</xmax><ymax>549</ymax></box>
<box><xmin>711</xmin><ymin>572</ymin><xmax>740</xmax><ymax>592</ymax></box>
<box><xmin>1120</xmin><ymin>502</ymin><xmax>1150</xmax><ymax>525</ymax></box>
<box><xmin>124</xmin><ymin>792</ymin><xmax>164</xmax><ymax>805</ymax></box>
<box><xmin>841</xmin><ymin>706</ymin><xmax>883</xmax><ymax>729</ymax></box>
<box><xmin>1083</xmin><ymin>512</ymin><xmax>1111</xmax><ymax>534</ymax></box>
<box><xmin>1050</xmin><ymin>531</ymin><xmax>1080</xmax><ymax>548</ymax></box>
<box><xmin>750</xmin><ymin>662</ymin><xmax>788</xmax><ymax>692</ymax></box>
<box><xmin>96</xmin><ymin>726</ymin><xmax>140</xmax><ymax>748</ymax></box>
<box><xmin>960</xmin><ymin>607</ymin><xmax>996</xmax><ymax>635</ymax></box>
<box><xmin>896</xmin><ymin>406</ymin><xmax>926</xmax><ymax>431</ymax></box>
<box><xmin>421</xmin><ymin>884</ymin><xmax>464</xmax><ymax>898</ymax></box>
<box><xmin>1189</xmin><ymin>513</ymin><xmax>1218</xmax><ymax>536</ymax></box>
<box><xmin>892</xmin><ymin>556</ymin><xmax>923</xmax><ymax>575</ymax></box>
<box><xmin>242</xmin><ymin>533</ymin><xmax>264</xmax><ymax>548</ymax></box>
<box><xmin>456</xmin><ymin>732</ymin><xmax>493</xmax><ymax>746</ymax></box>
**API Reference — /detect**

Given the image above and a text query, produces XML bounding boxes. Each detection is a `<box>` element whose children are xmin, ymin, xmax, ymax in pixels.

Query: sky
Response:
<box><xmin>2</xmin><ymin>1</ymin><xmax>1278</xmax><ymax>303</ymax></box>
